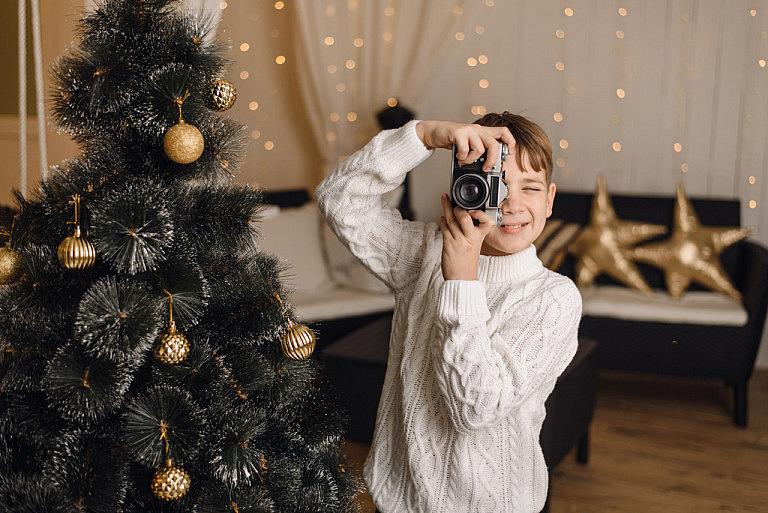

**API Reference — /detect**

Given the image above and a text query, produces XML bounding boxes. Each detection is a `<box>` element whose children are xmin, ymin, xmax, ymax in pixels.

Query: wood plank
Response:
<box><xmin>342</xmin><ymin>368</ymin><xmax>768</xmax><ymax>512</ymax></box>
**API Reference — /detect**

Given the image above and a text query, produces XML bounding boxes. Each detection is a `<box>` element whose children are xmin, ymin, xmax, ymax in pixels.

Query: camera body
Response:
<box><xmin>450</xmin><ymin>142</ymin><xmax>509</xmax><ymax>226</ymax></box>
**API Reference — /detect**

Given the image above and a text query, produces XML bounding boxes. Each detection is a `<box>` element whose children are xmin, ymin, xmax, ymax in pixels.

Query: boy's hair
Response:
<box><xmin>474</xmin><ymin>112</ymin><xmax>553</xmax><ymax>183</ymax></box>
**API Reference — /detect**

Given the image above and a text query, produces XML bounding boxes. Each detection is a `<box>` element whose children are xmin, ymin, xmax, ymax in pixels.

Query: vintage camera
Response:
<box><xmin>450</xmin><ymin>142</ymin><xmax>509</xmax><ymax>225</ymax></box>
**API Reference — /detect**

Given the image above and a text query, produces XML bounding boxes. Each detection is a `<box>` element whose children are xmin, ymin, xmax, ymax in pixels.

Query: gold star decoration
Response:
<box><xmin>567</xmin><ymin>175</ymin><xmax>668</xmax><ymax>294</ymax></box>
<box><xmin>630</xmin><ymin>183</ymin><xmax>753</xmax><ymax>300</ymax></box>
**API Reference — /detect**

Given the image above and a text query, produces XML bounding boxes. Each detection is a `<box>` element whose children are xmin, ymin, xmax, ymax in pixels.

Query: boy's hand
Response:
<box><xmin>439</xmin><ymin>194</ymin><xmax>494</xmax><ymax>281</ymax></box>
<box><xmin>415</xmin><ymin>120</ymin><xmax>516</xmax><ymax>171</ymax></box>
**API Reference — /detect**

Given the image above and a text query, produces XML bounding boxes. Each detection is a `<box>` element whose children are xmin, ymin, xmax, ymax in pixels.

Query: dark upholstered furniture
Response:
<box><xmin>321</xmin><ymin>315</ymin><xmax>598</xmax><ymax>511</ymax></box>
<box><xmin>552</xmin><ymin>192</ymin><xmax>768</xmax><ymax>426</ymax></box>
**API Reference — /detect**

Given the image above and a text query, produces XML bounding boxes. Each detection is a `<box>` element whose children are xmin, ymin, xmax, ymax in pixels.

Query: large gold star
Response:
<box><xmin>631</xmin><ymin>183</ymin><xmax>753</xmax><ymax>300</ymax></box>
<box><xmin>567</xmin><ymin>175</ymin><xmax>667</xmax><ymax>294</ymax></box>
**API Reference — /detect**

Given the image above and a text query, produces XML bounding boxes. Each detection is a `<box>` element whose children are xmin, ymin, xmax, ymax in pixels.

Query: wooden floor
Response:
<box><xmin>341</xmin><ymin>368</ymin><xmax>768</xmax><ymax>512</ymax></box>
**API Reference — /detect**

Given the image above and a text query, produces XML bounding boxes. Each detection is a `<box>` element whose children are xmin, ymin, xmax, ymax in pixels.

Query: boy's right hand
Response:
<box><xmin>415</xmin><ymin>120</ymin><xmax>516</xmax><ymax>171</ymax></box>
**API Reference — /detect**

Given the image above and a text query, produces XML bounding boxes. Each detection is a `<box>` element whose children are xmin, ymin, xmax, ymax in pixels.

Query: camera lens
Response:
<box><xmin>452</xmin><ymin>174</ymin><xmax>489</xmax><ymax>210</ymax></box>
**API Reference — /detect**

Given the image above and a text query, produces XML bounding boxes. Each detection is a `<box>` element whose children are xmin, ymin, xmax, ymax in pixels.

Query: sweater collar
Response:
<box><xmin>477</xmin><ymin>244</ymin><xmax>543</xmax><ymax>283</ymax></box>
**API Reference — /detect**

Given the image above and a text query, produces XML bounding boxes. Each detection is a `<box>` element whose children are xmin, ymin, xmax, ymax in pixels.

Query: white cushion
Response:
<box><xmin>292</xmin><ymin>284</ymin><xmax>395</xmax><ymax>322</ymax></box>
<box><xmin>321</xmin><ymin>221</ymin><xmax>391</xmax><ymax>294</ymax></box>
<box><xmin>580</xmin><ymin>285</ymin><xmax>748</xmax><ymax>326</ymax></box>
<box><xmin>257</xmin><ymin>202</ymin><xmax>332</xmax><ymax>293</ymax></box>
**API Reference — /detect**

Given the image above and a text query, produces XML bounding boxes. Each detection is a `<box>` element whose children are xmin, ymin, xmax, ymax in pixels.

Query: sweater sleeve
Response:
<box><xmin>315</xmin><ymin>120</ymin><xmax>437</xmax><ymax>291</ymax></box>
<box><xmin>433</xmin><ymin>277</ymin><xmax>582</xmax><ymax>434</ymax></box>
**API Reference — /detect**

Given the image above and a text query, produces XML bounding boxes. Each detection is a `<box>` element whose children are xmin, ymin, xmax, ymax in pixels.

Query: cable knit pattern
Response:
<box><xmin>316</xmin><ymin>121</ymin><xmax>582</xmax><ymax>513</ymax></box>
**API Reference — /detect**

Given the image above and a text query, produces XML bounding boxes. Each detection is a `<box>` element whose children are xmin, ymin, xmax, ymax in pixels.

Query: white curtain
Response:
<box><xmin>292</xmin><ymin>1</ymin><xmax>479</xmax><ymax>174</ymax></box>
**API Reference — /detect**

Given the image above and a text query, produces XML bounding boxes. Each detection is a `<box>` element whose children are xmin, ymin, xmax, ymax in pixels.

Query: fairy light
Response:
<box><xmin>559</xmin><ymin>139</ymin><xmax>569</xmax><ymax>149</ymax></box>
<box><xmin>485</xmin><ymin>0</ymin><xmax>495</xmax><ymax>6</ymax></box>
<box><xmin>240</xmin><ymin>43</ymin><xmax>250</xmax><ymax>52</ymax></box>
<box><xmin>345</xmin><ymin>59</ymin><xmax>356</xmax><ymax>69</ymax></box>
<box><xmin>250</xmin><ymin>130</ymin><xmax>261</xmax><ymax>140</ymax></box>
<box><xmin>353</xmin><ymin>37</ymin><xmax>364</xmax><ymax>47</ymax></box>
<box><xmin>455</xmin><ymin>32</ymin><xmax>466</xmax><ymax>41</ymax></box>
<box><xmin>240</xmin><ymin>71</ymin><xmax>249</xmax><ymax>80</ymax></box>
<box><xmin>556</xmin><ymin>157</ymin><xmax>566</xmax><ymax>168</ymax></box>
<box><xmin>556</xmin><ymin>29</ymin><xmax>565</xmax><ymax>38</ymax></box>
<box><xmin>475</xmin><ymin>25</ymin><xmax>485</xmax><ymax>35</ymax></box>
<box><xmin>674</xmin><ymin>142</ymin><xmax>683</xmax><ymax>152</ymax></box>
<box><xmin>327</xmin><ymin>64</ymin><xmax>337</xmax><ymax>74</ymax></box>
<box><xmin>324</xmin><ymin>36</ymin><xmax>335</xmax><ymax>46</ymax></box>
<box><xmin>759</xmin><ymin>59</ymin><xmax>767</xmax><ymax>68</ymax></box>
<box><xmin>749</xmin><ymin>175</ymin><xmax>757</xmax><ymax>184</ymax></box>
<box><xmin>681</xmin><ymin>163</ymin><xmax>689</xmax><ymax>173</ymax></box>
<box><xmin>616</xmin><ymin>88</ymin><xmax>626</xmax><ymax>99</ymax></box>
<box><xmin>387</xmin><ymin>97</ymin><xmax>398</xmax><ymax>107</ymax></box>
<box><xmin>749</xmin><ymin>200</ymin><xmax>757</xmax><ymax>209</ymax></box>
<box><xmin>467</xmin><ymin>57</ymin><xmax>478</xmax><ymax>67</ymax></box>
<box><xmin>336</xmin><ymin>82</ymin><xmax>347</xmax><ymax>92</ymax></box>
<box><xmin>219</xmin><ymin>2</ymin><xmax>227</xmax><ymax>9</ymax></box>
<box><xmin>478</xmin><ymin>54</ymin><xmax>488</xmax><ymax>64</ymax></box>
<box><xmin>346</xmin><ymin>112</ymin><xmax>358</xmax><ymax>122</ymax></box>
<box><xmin>612</xmin><ymin>142</ymin><xmax>622</xmax><ymax>152</ymax></box>
<box><xmin>554</xmin><ymin>112</ymin><xmax>563</xmax><ymax>122</ymax></box>
<box><xmin>555</xmin><ymin>61</ymin><xmax>565</xmax><ymax>71</ymax></box>
<box><xmin>274</xmin><ymin>1</ymin><xmax>284</xmax><ymax>9</ymax></box>
<box><xmin>275</xmin><ymin>55</ymin><xmax>286</xmax><ymax>65</ymax></box>
<box><xmin>750</xmin><ymin>9</ymin><xmax>757</xmax><ymax>16</ymax></box>
<box><xmin>264</xmin><ymin>141</ymin><xmax>275</xmax><ymax>150</ymax></box>
<box><xmin>478</xmin><ymin>79</ymin><xmax>489</xmax><ymax>88</ymax></box>
<box><xmin>618</xmin><ymin>7</ymin><xmax>628</xmax><ymax>16</ymax></box>
<box><xmin>453</xmin><ymin>6</ymin><xmax>464</xmax><ymax>16</ymax></box>
<box><xmin>248</xmin><ymin>101</ymin><xmax>259</xmax><ymax>111</ymax></box>
<box><xmin>616</xmin><ymin>30</ymin><xmax>625</xmax><ymax>39</ymax></box>
<box><xmin>564</xmin><ymin>7</ymin><xmax>574</xmax><ymax>17</ymax></box>
<box><xmin>471</xmin><ymin>105</ymin><xmax>487</xmax><ymax>115</ymax></box>
<box><xmin>384</xmin><ymin>6</ymin><xmax>395</xmax><ymax>16</ymax></box>
<box><xmin>330</xmin><ymin>112</ymin><xmax>340</xmax><ymax>122</ymax></box>
<box><xmin>383</xmin><ymin>32</ymin><xmax>393</xmax><ymax>42</ymax></box>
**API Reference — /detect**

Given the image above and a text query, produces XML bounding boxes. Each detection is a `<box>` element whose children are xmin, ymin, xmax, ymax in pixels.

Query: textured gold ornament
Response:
<box><xmin>206</xmin><ymin>77</ymin><xmax>237</xmax><ymax>111</ymax></box>
<box><xmin>163</xmin><ymin>90</ymin><xmax>204</xmax><ymax>164</ymax></box>
<box><xmin>630</xmin><ymin>183</ymin><xmax>753</xmax><ymax>300</ymax></box>
<box><xmin>151</xmin><ymin>459</ymin><xmax>191</xmax><ymax>501</ymax></box>
<box><xmin>153</xmin><ymin>321</ymin><xmax>190</xmax><ymax>365</ymax></box>
<box><xmin>567</xmin><ymin>175</ymin><xmax>667</xmax><ymax>294</ymax></box>
<box><xmin>163</xmin><ymin>121</ymin><xmax>204</xmax><ymax>164</ymax></box>
<box><xmin>275</xmin><ymin>293</ymin><xmax>316</xmax><ymax>360</ymax></box>
<box><xmin>58</xmin><ymin>195</ymin><xmax>96</xmax><ymax>270</ymax></box>
<box><xmin>280</xmin><ymin>320</ymin><xmax>316</xmax><ymax>360</ymax></box>
<box><xmin>0</xmin><ymin>243</ymin><xmax>23</xmax><ymax>284</ymax></box>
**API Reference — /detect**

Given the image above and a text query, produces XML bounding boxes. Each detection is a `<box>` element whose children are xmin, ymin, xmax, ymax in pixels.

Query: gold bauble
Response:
<box><xmin>151</xmin><ymin>460</ymin><xmax>191</xmax><ymax>501</ymax></box>
<box><xmin>163</xmin><ymin>121</ymin><xmax>204</xmax><ymax>164</ymax></box>
<box><xmin>0</xmin><ymin>244</ymin><xmax>23</xmax><ymax>284</ymax></box>
<box><xmin>57</xmin><ymin>226</ymin><xmax>96</xmax><ymax>270</ymax></box>
<box><xmin>153</xmin><ymin>322</ymin><xmax>190</xmax><ymax>365</ymax></box>
<box><xmin>280</xmin><ymin>321</ymin><xmax>316</xmax><ymax>360</ymax></box>
<box><xmin>630</xmin><ymin>183</ymin><xmax>753</xmax><ymax>300</ymax></box>
<box><xmin>567</xmin><ymin>175</ymin><xmax>667</xmax><ymax>294</ymax></box>
<box><xmin>205</xmin><ymin>77</ymin><xmax>237</xmax><ymax>111</ymax></box>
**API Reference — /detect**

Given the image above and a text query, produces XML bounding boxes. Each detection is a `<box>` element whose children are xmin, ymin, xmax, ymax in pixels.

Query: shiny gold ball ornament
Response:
<box><xmin>151</xmin><ymin>460</ymin><xmax>191</xmax><ymax>501</ymax></box>
<box><xmin>153</xmin><ymin>321</ymin><xmax>190</xmax><ymax>365</ymax></box>
<box><xmin>0</xmin><ymin>243</ymin><xmax>23</xmax><ymax>284</ymax></box>
<box><xmin>280</xmin><ymin>319</ymin><xmax>316</xmax><ymax>360</ymax></box>
<box><xmin>163</xmin><ymin>121</ymin><xmax>205</xmax><ymax>164</ymax></box>
<box><xmin>630</xmin><ymin>183</ymin><xmax>754</xmax><ymax>300</ymax></box>
<box><xmin>58</xmin><ymin>226</ymin><xmax>97</xmax><ymax>270</ymax></box>
<box><xmin>567</xmin><ymin>175</ymin><xmax>667</xmax><ymax>294</ymax></box>
<box><xmin>205</xmin><ymin>77</ymin><xmax>237</xmax><ymax>111</ymax></box>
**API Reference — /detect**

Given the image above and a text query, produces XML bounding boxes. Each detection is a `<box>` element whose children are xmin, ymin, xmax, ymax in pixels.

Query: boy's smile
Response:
<box><xmin>480</xmin><ymin>152</ymin><xmax>556</xmax><ymax>256</ymax></box>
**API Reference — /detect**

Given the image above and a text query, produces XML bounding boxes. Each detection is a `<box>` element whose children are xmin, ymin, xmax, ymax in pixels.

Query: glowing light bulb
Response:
<box><xmin>559</xmin><ymin>139</ymin><xmax>569</xmax><ymax>149</ymax></box>
<box><xmin>616</xmin><ymin>88</ymin><xmax>626</xmax><ymax>99</ymax></box>
<box><xmin>612</xmin><ymin>142</ymin><xmax>622</xmax><ymax>152</ymax></box>
<box><xmin>564</xmin><ymin>7</ymin><xmax>574</xmax><ymax>16</ymax></box>
<box><xmin>674</xmin><ymin>142</ymin><xmax>683</xmax><ymax>152</ymax></box>
<box><xmin>554</xmin><ymin>112</ymin><xmax>563</xmax><ymax>122</ymax></box>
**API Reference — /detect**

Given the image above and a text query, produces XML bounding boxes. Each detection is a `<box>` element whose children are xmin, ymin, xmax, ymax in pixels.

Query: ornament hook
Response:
<box><xmin>173</xmin><ymin>90</ymin><xmax>191</xmax><ymax>123</ymax></box>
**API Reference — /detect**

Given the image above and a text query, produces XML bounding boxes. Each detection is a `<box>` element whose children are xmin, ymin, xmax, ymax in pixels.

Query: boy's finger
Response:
<box><xmin>469</xmin><ymin>210</ymin><xmax>495</xmax><ymax>233</ymax></box>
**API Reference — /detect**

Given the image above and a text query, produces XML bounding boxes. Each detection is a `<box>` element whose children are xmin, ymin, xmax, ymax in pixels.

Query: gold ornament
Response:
<box><xmin>630</xmin><ymin>183</ymin><xmax>753</xmax><ymax>300</ymax></box>
<box><xmin>0</xmin><ymin>217</ymin><xmax>23</xmax><ymax>284</ymax></box>
<box><xmin>163</xmin><ymin>90</ymin><xmax>204</xmax><ymax>164</ymax></box>
<box><xmin>151</xmin><ymin>459</ymin><xmax>191</xmax><ymax>501</ymax></box>
<box><xmin>205</xmin><ymin>77</ymin><xmax>237</xmax><ymax>111</ymax></box>
<box><xmin>153</xmin><ymin>290</ymin><xmax>190</xmax><ymax>365</ymax></box>
<box><xmin>567</xmin><ymin>175</ymin><xmax>667</xmax><ymax>294</ymax></box>
<box><xmin>58</xmin><ymin>194</ymin><xmax>96</xmax><ymax>270</ymax></box>
<box><xmin>276</xmin><ymin>293</ymin><xmax>316</xmax><ymax>360</ymax></box>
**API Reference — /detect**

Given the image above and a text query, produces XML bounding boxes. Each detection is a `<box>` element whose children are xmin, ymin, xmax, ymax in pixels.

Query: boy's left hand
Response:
<box><xmin>439</xmin><ymin>194</ymin><xmax>494</xmax><ymax>280</ymax></box>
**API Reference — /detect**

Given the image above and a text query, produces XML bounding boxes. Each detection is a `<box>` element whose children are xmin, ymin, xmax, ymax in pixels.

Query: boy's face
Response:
<box><xmin>480</xmin><ymin>151</ymin><xmax>555</xmax><ymax>256</ymax></box>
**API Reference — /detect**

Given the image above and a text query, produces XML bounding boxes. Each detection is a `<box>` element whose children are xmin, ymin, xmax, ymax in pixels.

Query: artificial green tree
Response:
<box><xmin>0</xmin><ymin>1</ymin><xmax>359</xmax><ymax>511</ymax></box>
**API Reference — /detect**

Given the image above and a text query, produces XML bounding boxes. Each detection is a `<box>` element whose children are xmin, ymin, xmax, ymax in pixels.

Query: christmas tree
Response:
<box><xmin>0</xmin><ymin>1</ymin><xmax>360</xmax><ymax>511</ymax></box>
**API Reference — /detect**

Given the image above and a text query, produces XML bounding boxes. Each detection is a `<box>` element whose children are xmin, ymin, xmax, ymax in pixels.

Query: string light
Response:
<box><xmin>330</xmin><ymin>112</ymin><xmax>340</xmax><ymax>122</ymax></box>
<box><xmin>478</xmin><ymin>55</ymin><xmax>488</xmax><ymax>64</ymax></box>
<box><xmin>554</xmin><ymin>112</ymin><xmax>563</xmax><ymax>122</ymax></box>
<box><xmin>251</xmin><ymin>130</ymin><xmax>261</xmax><ymax>140</ymax></box>
<box><xmin>274</xmin><ymin>1</ymin><xmax>284</xmax><ymax>9</ymax></box>
<box><xmin>681</xmin><ymin>163</ymin><xmax>689</xmax><ymax>173</ymax></box>
<box><xmin>324</xmin><ymin>36</ymin><xmax>335</xmax><ymax>46</ymax></box>
<box><xmin>564</xmin><ymin>7</ymin><xmax>574</xmax><ymax>17</ymax></box>
<box><xmin>240</xmin><ymin>43</ymin><xmax>250</xmax><ymax>52</ymax></box>
<box><xmin>750</xmin><ymin>9</ymin><xmax>757</xmax><ymax>17</ymax></box>
<box><xmin>612</xmin><ymin>142</ymin><xmax>622</xmax><ymax>152</ymax></box>
<box><xmin>453</xmin><ymin>6</ymin><xmax>464</xmax><ymax>16</ymax></box>
<box><xmin>673</xmin><ymin>142</ymin><xmax>683</xmax><ymax>152</ymax></box>
<box><xmin>383</xmin><ymin>32</ymin><xmax>393</xmax><ymax>42</ymax></box>
<box><xmin>559</xmin><ymin>139</ymin><xmax>569</xmax><ymax>149</ymax></box>
<box><xmin>249</xmin><ymin>101</ymin><xmax>259</xmax><ymax>111</ymax></box>
<box><xmin>275</xmin><ymin>55</ymin><xmax>286</xmax><ymax>65</ymax></box>
<box><xmin>749</xmin><ymin>200</ymin><xmax>757</xmax><ymax>209</ymax></box>
<box><xmin>475</xmin><ymin>26</ymin><xmax>485</xmax><ymax>35</ymax></box>
<box><xmin>471</xmin><ymin>105</ymin><xmax>487</xmax><ymax>115</ymax></box>
<box><xmin>556</xmin><ymin>29</ymin><xmax>565</xmax><ymax>38</ymax></box>
<box><xmin>240</xmin><ymin>71</ymin><xmax>249</xmax><ymax>80</ymax></box>
<box><xmin>555</xmin><ymin>61</ymin><xmax>565</xmax><ymax>71</ymax></box>
<box><xmin>467</xmin><ymin>57</ymin><xmax>478</xmax><ymax>66</ymax></box>
<box><xmin>353</xmin><ymin>38</ymin><xmax>364</xmax><ymax>47</ymax></box>
<box><xmin>327</xmin><ymin>64</ymin><xmax>337</xmax><ymax>74</ymax></box>
<box><xmin>616</xmin><ymin>30</ymin><xmax>625</xmax><ymax>39</ymax></box>
<box><xmin>556</xmin><ymin>157</ymin><xmax>566</xmax><ymax>168</ymax></box>
<box><xmin>759</xmin><ymin>59</ymin><xmax>766</xmax><ymax>68</ymax></box>
<box><xmin>345</xmin><ymin>59</ymin><xmax>356</xmax><ymax>69</ymax></box>
<box><xmin>749</xmin><ymin>176</ymin><xmax>757</xmax><ymax>184</ymax></box>
<box><xmin>219</xmin><ymin>2</ymin><xmax>227</xmax><ymax>9</ymax></box>
<box><xmin>336</xmin><ymin>82</ymin><xmax>347</xmax><ymax>92</ymax></box>
<box><xmin>485</xmin><ymin>0</ymin><xmax>495</xmax><ymax>6</ymax></box>
<box><xmin>455</xmin><ymin>32</ymin><xmax>466</xmax><ymax>41</ymax></box>
<box><xmin>387</xmin><ymin>97</ymin><xmax>398</xmax><ymax>107</ymax></box>
<box><xmin>478</xmin><ymin>79</ymin><xmax>489</xmax><ymax>88</ymax></box>
<box><xmin>384</xmin><ymin>6</ymin><xmax>395</xmax><ymax>16</ymax></box>
<box><xmin>618</xmin><ymin>7</ymin><xmax>628</xmax><ymax>16</ymax></box>
<box><xmin>264</xmin><ymin>141</ymin><xmax>275</xmax><ymax>150</ymax></box>
<box><xmin>616</xmin><ymin>88</ymin><xmax>626</xmax><ymax>98</ymax></box>
<box><xmin>346</xmin><ymin>112</ymin><xmax>358</xmax><ymax>122</ymax></box>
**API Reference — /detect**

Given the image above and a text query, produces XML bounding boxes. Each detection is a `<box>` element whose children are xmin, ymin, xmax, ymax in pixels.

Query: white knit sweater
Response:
<box><xmin>316</xmin><ymin>121</ymin><xmax>582</xmax><ymax>513</ymax></box>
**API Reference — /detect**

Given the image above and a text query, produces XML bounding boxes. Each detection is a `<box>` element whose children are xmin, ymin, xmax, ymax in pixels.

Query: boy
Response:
<box><xmin>316</xmin><ymin>113</ymin><xmax>582</xmax><ymax>513</ymax></box>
